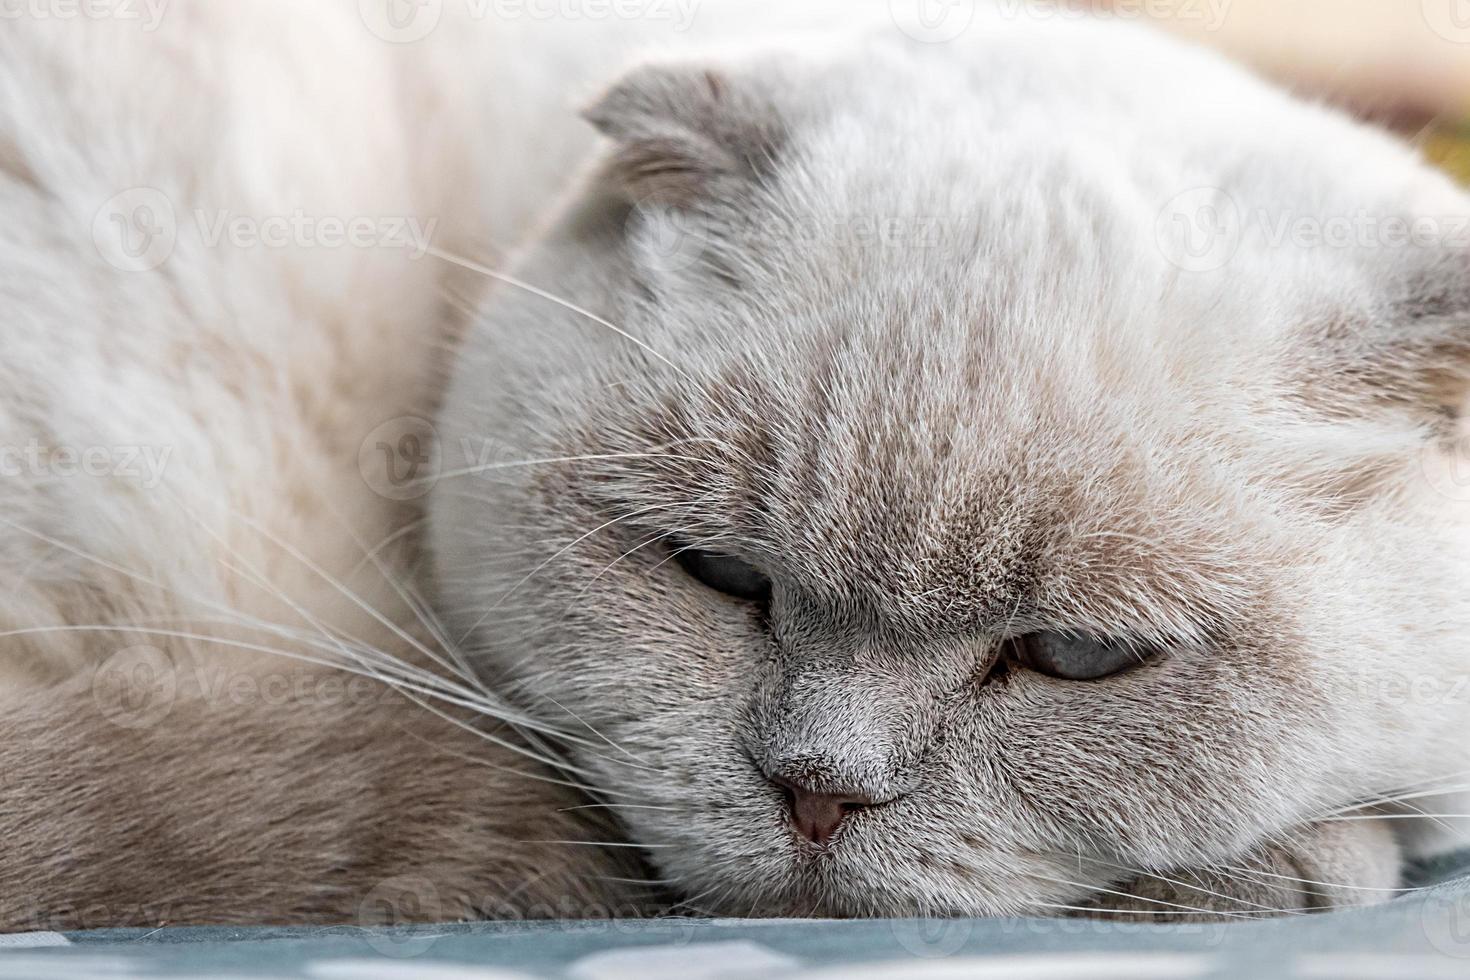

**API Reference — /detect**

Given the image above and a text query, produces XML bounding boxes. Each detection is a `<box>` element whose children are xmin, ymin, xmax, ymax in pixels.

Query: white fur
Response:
<box><xmin>433</xmin><ymin>4</ymin><xmax>1470</xmax><ymax>914</ymax></box>
<box><xmin>4</xmin><ymin>0</ymin><xmax>1468</xmax><ymax>920</ymax></box>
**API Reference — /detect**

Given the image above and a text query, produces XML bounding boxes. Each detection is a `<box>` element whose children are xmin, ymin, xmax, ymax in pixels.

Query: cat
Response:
<box><xmin>427</xmin><ymin>5</ymin><xmax>1470</xmax><ymax>918</ymax></box>
<box><xmin>0</xmin><ymin>0</ymin><xmax>1465</xmax><ymax>929</ymax></box>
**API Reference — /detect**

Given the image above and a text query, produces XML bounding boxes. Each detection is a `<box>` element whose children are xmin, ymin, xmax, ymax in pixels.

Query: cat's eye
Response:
<box><xmin>1008</xmin><ymin>631</ymin><xmax>1154</xmax><ymax>681</ymax></box>
<box><xmin>675</xmin><ymin>548</ymin><xmax>771</xmax><ymax>602</ymax></box>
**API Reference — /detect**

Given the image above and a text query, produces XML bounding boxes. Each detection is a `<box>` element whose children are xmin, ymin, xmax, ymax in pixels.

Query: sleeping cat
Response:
<box><xmin>2</xmin><ymin>0</ymin><xmax>1467</xmax><ymax>928</ymax></box>
<box><xmin>428</xmin><ymin>9</ymin><xmax>1470</xmax><ymax>917</ymax></box>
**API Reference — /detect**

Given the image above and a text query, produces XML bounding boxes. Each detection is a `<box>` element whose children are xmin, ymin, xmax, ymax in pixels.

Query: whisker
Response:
<box><xmin>516</xmin><ymin>840</ymin><xmax>671</xmax><ymax>850</ymax></box>
<box><xmin>1317</xmin><ymin>780</ymin><xmax>1470</xmax><ymax>819</ymax></box>
<box><xmin>434</xmin><ymin>449</ymin><xmax>715</xmax><ymax>486</ymax></box>
<box><xmin>1022</xmin><ymin>870</ymin><xmax>1265</xmax><ymax>920</ymax></box>
<box><xmin>316</xmin><ymin>493</ymin><xmax>482</xmax><ymax>690</ymax></box>
<box><xmin>1030</xmin><ymin>900</ymin><xmax>1276</xmax><ymax>918</ymax></box>
<box><xmin>381</xmin><ymin>705</ymin><xmax>612</xmax><ymax>799</ymax></box>
<box><xmin>1322</xmin><ymin>812</ymin><xmax>1470</xmax><ymax>821</ymax></box>
<box><xmin>426</xmin><ymin>246</ymin><xmax>693</xmax><ymax>381</ymax></box>
<box><xmin>225</xmin><ymin>507</ymin><xmax>481</xmax><ymax>690</ymax></box>
<box><xmin>458</xmin><ymin>497</ymin><xmax>702</xmax><ymax>644</ymax></box>
<box><xmin>188</xmin><ymin>510</ymin><xmax>651</xmax><ymax>777</ymax></box>
<box><xmin>526</xmin><ymin>692</ymin><xmax>660</xmax><ymax>770</ymax></box>
<box><xmin>1210</xmin><ymin>862</ymin><xmax>1413</xmax><ymax>895</ymax></box>
<box><xmin>1075</xmin><ymin>854</ymin><xmax>1308</xmax><ymax>916</ymax></box>
<box><xmin>346</xmin><ymin>517</ymin><xmax>426</xmax><ymax>581</ymax></box>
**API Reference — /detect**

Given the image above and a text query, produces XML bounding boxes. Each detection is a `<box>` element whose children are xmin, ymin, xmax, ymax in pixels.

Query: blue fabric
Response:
<box><xmin>2</xmin><ymin>853</ymin><xmax>1467</xmax><ymax>979</ymax></box>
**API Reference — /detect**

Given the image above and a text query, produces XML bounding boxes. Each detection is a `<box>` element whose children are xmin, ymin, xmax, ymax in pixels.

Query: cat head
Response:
<box><xmin>430</xmin><ymin>16</ymin><xmax>1470</xmax><ymax>915</ymax></box>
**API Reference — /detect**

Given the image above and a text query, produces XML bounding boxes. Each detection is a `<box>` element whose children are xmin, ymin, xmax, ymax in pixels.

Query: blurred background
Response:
<box><xmin>1099</xmin><ymin>0</ymin><xmax>1470</xmax><ymax>179</ymax></box>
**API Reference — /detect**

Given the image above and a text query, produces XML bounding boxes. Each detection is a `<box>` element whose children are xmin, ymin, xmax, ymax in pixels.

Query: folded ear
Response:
<box><xmin>582</xmin><ymin>61</ymin><xmax>788</xmax><ymax>208</ymax></box>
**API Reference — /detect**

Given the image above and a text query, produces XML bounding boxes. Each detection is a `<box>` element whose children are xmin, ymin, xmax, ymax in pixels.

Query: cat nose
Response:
<box><xmin>770</xmin><ymin>774</ymin><xmax>881</xmax><ymax>847</ymax></box>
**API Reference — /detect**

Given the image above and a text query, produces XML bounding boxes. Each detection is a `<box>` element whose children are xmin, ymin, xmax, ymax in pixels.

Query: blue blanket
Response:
<box><xmin>2</xmin><ymin>852</ymin><xmax>1467</xmax><ymax>979</ymax></box>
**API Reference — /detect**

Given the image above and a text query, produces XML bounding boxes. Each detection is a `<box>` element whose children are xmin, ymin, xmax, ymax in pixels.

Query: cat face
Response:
<box><xmin>431</xmin><ymin>17</ymin><xmax>1470</xmax><ymax>915</ymax></box>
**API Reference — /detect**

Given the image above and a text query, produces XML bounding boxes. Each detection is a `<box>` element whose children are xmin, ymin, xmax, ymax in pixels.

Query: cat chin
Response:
<box><xmin>649</xmin><ymin>809</ymin><xmax>1402</xmax><ymax>920</ymax></box>
<box><xmin>606</xmin><ymin>762</ymin><xmax>1134</xmax><ymax>918</ymax></box>
<box><xmin>657</xmin><ymin>838</ymin><xmax>1107</xmax><ymax>919</ymax></box>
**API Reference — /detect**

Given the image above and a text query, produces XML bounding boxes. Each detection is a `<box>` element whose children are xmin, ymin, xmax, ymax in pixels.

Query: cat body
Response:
<box><xmin>0</xmin><ymin>0</ymin><xmax>673</xmax><ymax>928</ymax></box>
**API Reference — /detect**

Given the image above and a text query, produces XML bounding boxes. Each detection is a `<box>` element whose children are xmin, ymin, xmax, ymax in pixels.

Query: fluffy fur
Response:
<box><xmin>0</xmin><ymin>0</ymin><xmax>654</xmax><ymax>928</ymax></box>
<box><xmin>1</xmin><ymin>0</ymin><xmax>1467</xmax><ymax>929</ymax></box>
<box><xmin>431</xmin><ymin>7</ymin><xmax>1470</xmax><ymax>917</ymax></box>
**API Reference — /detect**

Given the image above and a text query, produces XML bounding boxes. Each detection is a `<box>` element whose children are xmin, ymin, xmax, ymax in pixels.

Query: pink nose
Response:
<box><xmin>772</xmin><ymin>776</ymin><xmax>873</xmax><ymax>847</ymax></box>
